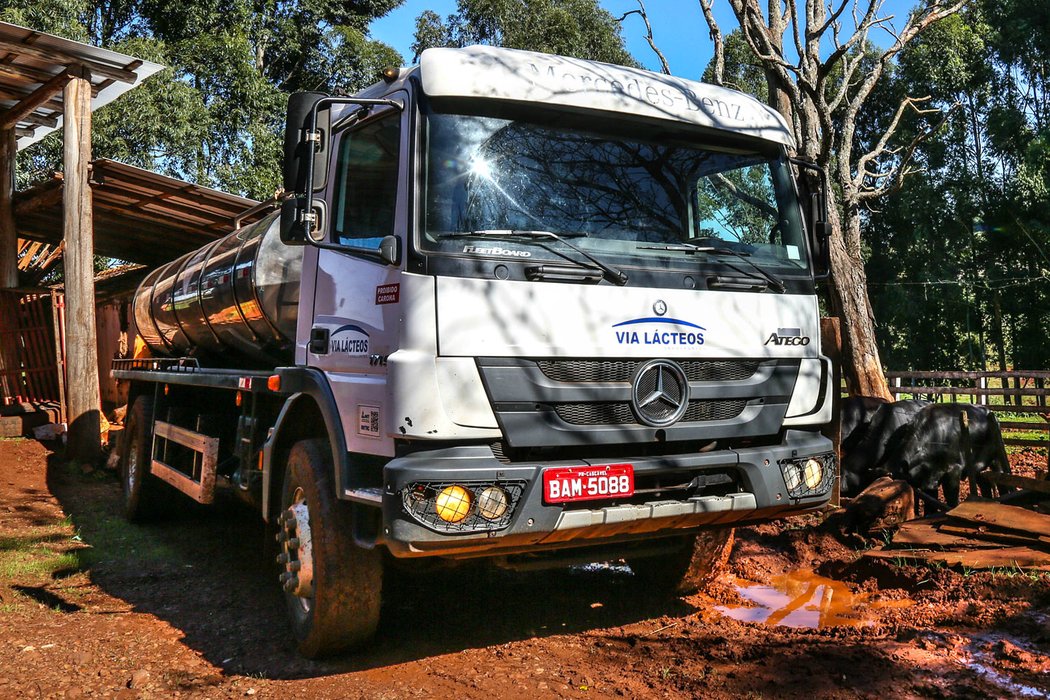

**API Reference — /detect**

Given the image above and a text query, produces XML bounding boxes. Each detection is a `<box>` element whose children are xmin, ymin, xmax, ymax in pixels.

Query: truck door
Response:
<box><xmin>297</xmin><ymin>93</ymin><xmax>408</xmax><ymax>458</ymax></box>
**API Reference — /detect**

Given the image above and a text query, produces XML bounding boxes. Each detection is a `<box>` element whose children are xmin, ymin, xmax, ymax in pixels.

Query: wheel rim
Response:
<box><xmin>277</xmin><ymin>486</ymin><xmax>315</xmax><ymax>613</ymax></box>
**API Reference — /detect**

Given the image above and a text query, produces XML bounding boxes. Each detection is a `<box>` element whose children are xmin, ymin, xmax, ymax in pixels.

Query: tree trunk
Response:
<box><xmin>826</xmin><ymin>201</ymin><xmax>893</xmax><ymax>401</ymax></box>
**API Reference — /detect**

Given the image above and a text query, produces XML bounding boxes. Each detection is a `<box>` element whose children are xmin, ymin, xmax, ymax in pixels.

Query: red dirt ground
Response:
<box><xmin>1</xmin><ymin>438</ymin><xmax>1047</xmax><ymax>699</ymax></box>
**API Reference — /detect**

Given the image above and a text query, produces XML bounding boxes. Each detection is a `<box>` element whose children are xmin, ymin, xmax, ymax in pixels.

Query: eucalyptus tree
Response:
<box><xmin>700</xmin><ymin>0</ymin><xmax>967</xmax><ymax>398</ymax></box>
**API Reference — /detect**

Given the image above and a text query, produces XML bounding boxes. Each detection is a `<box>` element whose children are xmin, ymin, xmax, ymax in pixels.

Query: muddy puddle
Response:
<box><xmin>716</xmin><ymin>570</ymin><xmax>913</xmax><ymax>629</ymax></box>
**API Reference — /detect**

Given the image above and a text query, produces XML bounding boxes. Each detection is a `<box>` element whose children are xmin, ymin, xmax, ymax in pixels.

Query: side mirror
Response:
<box><xmin>791</xmin><ymin>157</ymin><xmax>832</xmax><ymax>280</ymax></box>
<box><xmin>279</xmin><ymin>198</ymin><xmax>307</xmax><ymax>245</ymax></box>
<box><xmin>283</xmin><ymin>91</ymin><xmax>331</xmax><ymax>196</ymax></box>
<box><xmin>379</xmin><ymin>235</ymin><xmax>402</xmax><ymax>266</ymax></box>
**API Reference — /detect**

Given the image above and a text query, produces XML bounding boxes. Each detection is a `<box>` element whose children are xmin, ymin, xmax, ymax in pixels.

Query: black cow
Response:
<box><xmin>840</xmin><ymin>395</ymin><xmax>889</xmax><ymax>453</ymax></box>
<box><xmin>840</xmin><ymin>399</ymin><xmax>930</xmax><ymax>496</ymax></box>
<box><xmin>881</xmin><ymin>403</ymin><xmax>1012</xmax><ymax>510</ymax></box>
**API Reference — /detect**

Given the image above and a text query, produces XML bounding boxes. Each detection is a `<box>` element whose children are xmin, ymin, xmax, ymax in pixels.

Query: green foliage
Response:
<box><xmin>7</xmin><ymin>0</ymin><xmax>405</xmax><ymax>199</ymax></box>
<box><xmin>411</xmin><ymin>0</ymin><xmax>637</xmax><ymax>68</ymax></box>
<box><xmin>863</xmin><ymin>2</ymin><xmax>1050</xmax><ymax>371</ymax></box>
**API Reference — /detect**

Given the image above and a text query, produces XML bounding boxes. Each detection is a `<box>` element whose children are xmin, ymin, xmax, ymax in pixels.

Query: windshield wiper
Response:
<box><xmin>639</xmin><ymin>242</ymin><xmax>786</xmax><ymax>293</ymax></box>
<box><xmin>445</xmin><ymin>229</ymin><xmax>628</xmax><ymax>286</ymax></box>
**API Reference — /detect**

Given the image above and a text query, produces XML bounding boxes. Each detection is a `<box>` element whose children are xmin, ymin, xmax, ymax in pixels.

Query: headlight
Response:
<box><xmin>477</xmin><ymin>486</ymin><xmax>509</xmax><ymax>520</ymax></box>
<box><xmin>803</xmin><ymin>458</ymin><xmax>823</xmax><ymax>490</ymax></box>
<box><xmin>435</xmin><ymin>485</ymin><xmax>472</xmax><ymax>523</ymax></box>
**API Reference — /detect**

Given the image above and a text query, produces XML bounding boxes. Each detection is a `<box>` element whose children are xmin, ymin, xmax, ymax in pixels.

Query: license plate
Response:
<box><xmin>542</xmin><ymin>464</ymin><xmax>634</xmax><ymax>504</ymax></box>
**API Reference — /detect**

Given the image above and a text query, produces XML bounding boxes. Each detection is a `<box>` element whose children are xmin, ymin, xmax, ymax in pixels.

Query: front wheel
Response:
<box><xmin>629</xmin><ymin>528</ymin><xmax>735</xmax><ymax>596</ymax></box>
<box><xmin>277</xmin><ymin>438</ymin><xmax>382</xmax><ymax>658</ymax></box>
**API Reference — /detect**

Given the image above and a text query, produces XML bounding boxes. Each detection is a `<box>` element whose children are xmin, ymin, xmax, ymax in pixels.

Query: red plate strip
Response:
<box><xmin>542</xmin><ymin>464</ymin><xmax>634</xmax><ymax>504</ymax></box>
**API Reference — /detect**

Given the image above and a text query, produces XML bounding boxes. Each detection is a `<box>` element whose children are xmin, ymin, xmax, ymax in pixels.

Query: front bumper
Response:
<box><xmin>379</xmin><ymin>430</ymin><xmax>834</xmax><ymax>558</ymax></box>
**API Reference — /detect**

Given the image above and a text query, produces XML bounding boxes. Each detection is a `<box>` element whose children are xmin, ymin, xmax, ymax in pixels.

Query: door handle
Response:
<box><xmin>309</xmin><ymin>327</ymin><xmax>329</xmax><ymax>354</ymax></box>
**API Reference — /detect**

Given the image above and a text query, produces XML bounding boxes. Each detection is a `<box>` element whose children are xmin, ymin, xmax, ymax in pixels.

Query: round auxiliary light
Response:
<box><xmin>477</xmin><ymin>486</ymin><xmax>509</xmax><ymax>520</ymax></box>
<box><xmin>803</xmin><ymin>458</ymin><xmax>824</xmax><ymax>490</ymax></box>
<box><xmin>435</xmin><ymin>485</ymin><xmax>472</xmax><ymax>523</ymax></box>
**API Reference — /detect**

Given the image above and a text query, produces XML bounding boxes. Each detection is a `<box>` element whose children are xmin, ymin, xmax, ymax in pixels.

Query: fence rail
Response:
<box><xmin>884</xmin><ymin>370</ymin><xmax>1049</xmax><ymax>460</ymax></box>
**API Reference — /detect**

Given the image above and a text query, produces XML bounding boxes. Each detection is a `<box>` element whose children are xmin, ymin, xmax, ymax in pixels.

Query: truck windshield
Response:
<box><xmin>421</xmin><ymin>111</ymin><xmax>809</xmax><ymax>274</ymax></box>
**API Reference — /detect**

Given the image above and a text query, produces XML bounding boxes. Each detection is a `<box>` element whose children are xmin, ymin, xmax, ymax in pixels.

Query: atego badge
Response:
<box><xmin>765</xmin><ymin>327</ymin><xmax>810</xmax><ymax>346</ymax></box>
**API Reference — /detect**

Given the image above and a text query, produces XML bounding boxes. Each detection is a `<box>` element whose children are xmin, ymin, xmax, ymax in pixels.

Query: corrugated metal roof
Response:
<box><xmin>0</xmin><ymin>21</ymin><xmax>164</xmax><ymax>150</ymax></box>
<box><xmin>14</xmin><ymin>159</ymin><xmax>270</xmax><ymax>266</ymax></box>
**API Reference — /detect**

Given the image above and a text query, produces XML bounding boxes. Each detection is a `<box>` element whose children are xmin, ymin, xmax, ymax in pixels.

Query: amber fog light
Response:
<box><xmin>477</xmin><ymin>486</ymin><xmax>509</xmax><ymax>520</ymax></box>
<box><xmin>435</xmin><ymin>485</ymin><xmax>472</xmax><ymax>523</ymax></box>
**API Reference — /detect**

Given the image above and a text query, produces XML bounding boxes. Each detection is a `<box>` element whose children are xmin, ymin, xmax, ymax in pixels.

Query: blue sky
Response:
<box><xmin>370</xmin><ymin>1</ymin><xmax>723</xmax><ymax>80</ymax></box>
<box><xmin>370</xmin><ymin>1</ymin><xmax>919</xmax><ymax>81</ymax></box>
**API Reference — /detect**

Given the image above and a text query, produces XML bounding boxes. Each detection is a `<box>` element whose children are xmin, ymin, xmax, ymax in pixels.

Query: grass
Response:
<box><xmin>0</xmin><ymin>517</ymin><xmax>84</xmax><ymax>581</ymax></box>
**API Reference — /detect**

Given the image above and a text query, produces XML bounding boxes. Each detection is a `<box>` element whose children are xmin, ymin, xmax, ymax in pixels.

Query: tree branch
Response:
<box><xmin>857</xmin><ymin>101</ymin><xmax>960</xmax><ymax>201</ymax></box>
<box><xmin>698</xmin><ymin>0</ymin><xmax>724</xmax><ymax>84</ymax></box>
<box><xmin>620</xmin><ymin>2</ymin><xmax>671</xmax><ymax>75</ymax></box>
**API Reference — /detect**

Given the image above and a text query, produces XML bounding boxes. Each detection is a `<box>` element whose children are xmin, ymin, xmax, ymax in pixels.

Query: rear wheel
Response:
<box><xmin>120</xmin><ymin>394</ymin><xmax>167</xmax><ymax>522</ymax></box>
<box><xmin>277</xmin><ymin>438</ymin><xmax>382</xmax><ymax>658</ymax></box>
<box><xmin>629</xmin><ymin>527</ymin><xmax>735</xmax><ymax>596</ymax></box>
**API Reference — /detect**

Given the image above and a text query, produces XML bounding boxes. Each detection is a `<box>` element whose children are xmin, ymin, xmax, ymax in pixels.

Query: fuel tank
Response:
<box><xmin>132</xmin><ymin>211</ymin><xmax>303</xmax><ymax>366</ymax></box>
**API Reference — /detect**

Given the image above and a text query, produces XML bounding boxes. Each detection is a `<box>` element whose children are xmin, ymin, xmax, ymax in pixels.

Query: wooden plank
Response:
<box><xmin>987</xmin><ymin>406</ymin><xmax>1050</xmax><ymax>415</ymax></box>
<box><xmin>946</xmin><ymin>500</ymin><xmax>1050</xmax><ymax>538</ymax></box>
<box><xmin>887</xmin><ymin>385</ymin><xmax>1050</xmax><ymax>397</ymax></box>
<box><xmin>1003</xmin><ymin>438</ymin><xmax>1050</xmax><ymax>448</ymax></box>
<box><xmin>999</xmin><ymin>421</ymin><xmax>1050</xmax><ymax>430</ymax></box>
<box><xmin>864</xmin><ymin>546</ymin><xmax>1050</xmax><ymax>570</ymax></box>
<box><xmin>939</xmin><ymin>523</ymin><xmax>1050</xmax><ymax>549</ymax></box>
<box><xmin>153</xmin><ymin>419</ymin><xmax>214</xmax><ymax>454</ymax></box>
<box><xmin>151</xmin><ymin>421</ymin><xmax>217</xmax><ymax>504</ymax></box>
<box><xmin>982</xmin><ymin>472</ymin><xmax>1050</xmax><ymax>496</ymax></box>
<box><xmin>891</xmin><ymin>520</ymin><xmax>1002</xmax><ymax>549</ymax></box>
<box><xmin>886</xmin><ymin>370</ymin><xmax>1050</xmax><ymax>380</ymax></box>
<box><xmin>150</xmin><ymin>459</ymin><xmax>207</xmax><ymax>503</ymax></box>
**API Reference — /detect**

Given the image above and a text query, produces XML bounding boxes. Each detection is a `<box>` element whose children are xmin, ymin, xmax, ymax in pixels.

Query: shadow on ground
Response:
<box><xmin>46</xmin><ymin>452</ymin><xmax>696</xmax><ymax>680</ymax></box>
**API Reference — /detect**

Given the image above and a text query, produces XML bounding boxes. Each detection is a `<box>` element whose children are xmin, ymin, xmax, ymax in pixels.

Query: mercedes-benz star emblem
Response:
<box><xmin>631</xmin><ymin>360</ymin><xmax>689</xmax><ymax>427</ymax></box>
<box><xmin>653</xmin><ymin>300</ymin><xmax>667</xmax><ymax>316</ymax></box>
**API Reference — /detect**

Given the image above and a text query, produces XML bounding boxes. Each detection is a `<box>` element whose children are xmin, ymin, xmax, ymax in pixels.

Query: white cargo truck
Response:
<box><xmin>114</xmin><ymin>45</ymin><xmax>837</xmax><ymax>657</ymax></box>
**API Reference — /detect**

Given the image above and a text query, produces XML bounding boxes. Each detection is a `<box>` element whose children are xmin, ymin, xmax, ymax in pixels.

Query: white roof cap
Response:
<box><xmin>419</xmin><ymin>45</ymin><xmax>794</xmax><ymax>148</ymax></box>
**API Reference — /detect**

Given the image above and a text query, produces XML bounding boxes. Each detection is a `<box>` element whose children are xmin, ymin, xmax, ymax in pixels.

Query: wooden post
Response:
<box><xmin>0</xmin><ymin>127</ymin><xmax>15</xmax><ymax>288</ymax></box>
<box><xmin>63</xmin><ymin>68</ymin><xmax>101</xmax><ymax>462</ymax></box>
<box><xmin>820</xmin><ymin>317</ymin><xmax>842</xmax><ymax>508</ymax></box>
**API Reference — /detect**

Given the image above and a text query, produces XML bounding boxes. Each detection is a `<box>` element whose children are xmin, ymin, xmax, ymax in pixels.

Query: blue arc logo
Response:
<box><xmin>612</xmin><ymin>317</ymin><xmax>706</xmax><ymax>330</ymax></box>
<box><xmin>332</xmin><ymin>324</ymin><xmax>370</xmax><ymax>337</ymax></box>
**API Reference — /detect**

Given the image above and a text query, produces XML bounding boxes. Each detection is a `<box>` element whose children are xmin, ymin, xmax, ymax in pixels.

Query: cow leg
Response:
<box><xmin>942</xmin><ymin>471</ymin><xmax>961</xmax><ymax>509</ymax></box>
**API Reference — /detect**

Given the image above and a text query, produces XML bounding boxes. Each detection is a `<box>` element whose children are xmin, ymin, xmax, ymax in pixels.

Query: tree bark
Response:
<box><xmin>63</xmin><ymin>71</ymin><xmax>101</xmax><ymax>463</ymax></box>
<box><xmin>826</xmin><ymin>197</ymin><xmax>893</xmax><ymax>401</ymax></box>
<box><xmin>0</xmin><ymin>127</ymin><xmax>16</xmax><ymax>288</ymax></box>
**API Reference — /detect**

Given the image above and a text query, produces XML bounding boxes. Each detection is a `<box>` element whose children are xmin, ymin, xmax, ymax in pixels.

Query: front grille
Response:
<box><xmin>553</xmin><ymin>402</ymin><xmax>636</xmax><ymax>425</ymax></box>
<box><xmin>536</xmin><ymin>359</ymin><xmax>760</xmax><ymax>383</ymax></box>
<box><xmin>682</xmin><ymin>399</ymin><xmax>747</xmax><ymax>422</ymax></box>
<box><xmin>553</xmin><ymin>399</ymin><xmax>747</xmax><ymax>426</ymax></box>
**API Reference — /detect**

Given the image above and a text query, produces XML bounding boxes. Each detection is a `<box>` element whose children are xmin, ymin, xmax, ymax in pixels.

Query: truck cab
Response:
<box><xmin>118</xmin><ymin>45</ymin><xmax>835</xmax><ymax>658</ymax></box>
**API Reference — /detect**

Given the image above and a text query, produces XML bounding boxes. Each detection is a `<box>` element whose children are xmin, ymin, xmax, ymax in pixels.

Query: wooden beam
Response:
<box><xmin>0</xmin><ymin>40</ymin><xmax>138</xmax><ymax>84</ymax></box>
<box><xmin>20</xmin><ymin>111</ymin><xmax>58</xmax><ymax>129</ymax></box>
<box><xmin>0</xmin><ymin>85</ymin><xmax>63</xmax><ymax>119</ymax></box>
<box><xmin>14</xmin><ymin>126</ymin><xmax>33</xmax><ymax>139</ymax></box>
<box><xmin>62</xmin><ymin>71</ymin><xmax>101</xmax><ymax>461</ymax></box>
<box><xmin>0</xmin><ymin>68</ymin><xmax>72</xmax><ymax>130</ymax></box>
<box><xmin>0</xmin><ymin>128</ymin><xmax>15</xmax><ymax>288</ymax></box>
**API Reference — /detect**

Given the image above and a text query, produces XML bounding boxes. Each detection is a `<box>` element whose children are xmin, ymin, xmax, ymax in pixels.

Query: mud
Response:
<box><xmin>1</xmin><ymin>438</ymin><xmax>1048</xmax><ymax>698</ymax></box>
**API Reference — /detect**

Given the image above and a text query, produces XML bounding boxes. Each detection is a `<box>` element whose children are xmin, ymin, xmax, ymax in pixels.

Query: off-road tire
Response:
<box><xmin>629</xmin><ymin>527</ymin><xmax>735</xmax><ymax>596</ymax></box>
<box><xmin>279</xmin><ymin>438</ymin><xmax>382</xmax><ymax>658</ymax></box>
<box><xmin>120</xmin><ymin>394</ymin><xmax>168</xmax><ymax>522</ymax></box>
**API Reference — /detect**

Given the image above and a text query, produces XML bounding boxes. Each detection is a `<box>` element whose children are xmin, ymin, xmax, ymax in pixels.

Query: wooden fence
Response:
<box><xmin>885</xmin><ymin>370</ymin><xmax>1050</xmax><ymax>454</ymax></box>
